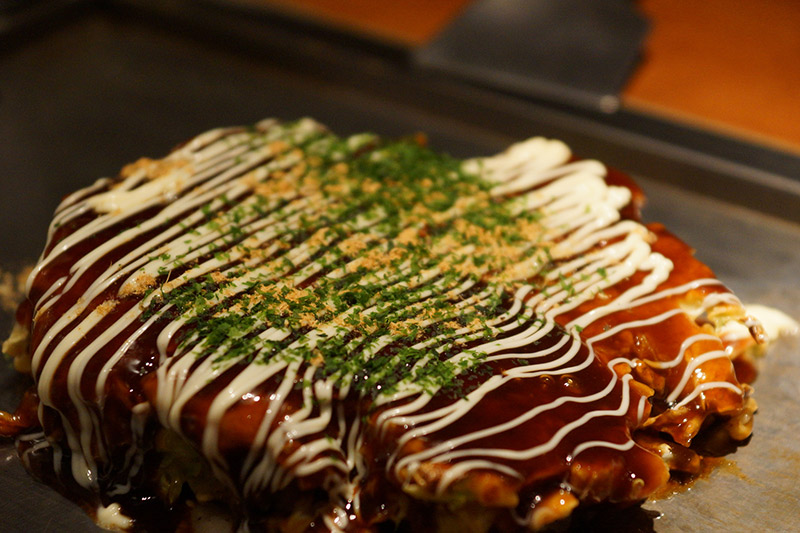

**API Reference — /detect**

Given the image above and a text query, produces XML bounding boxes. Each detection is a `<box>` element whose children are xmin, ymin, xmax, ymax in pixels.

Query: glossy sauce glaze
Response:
<box><xmin>2</xmin><ymin>119</ymin><xmax>761</xmax><ymax>531</ymax></box>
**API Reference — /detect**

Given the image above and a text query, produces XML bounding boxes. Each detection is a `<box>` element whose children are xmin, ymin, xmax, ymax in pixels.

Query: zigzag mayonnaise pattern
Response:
<box><xmin>22</xmin><ymin>119</ymin><xmax>752</xmax><ymax>530</ymax></box>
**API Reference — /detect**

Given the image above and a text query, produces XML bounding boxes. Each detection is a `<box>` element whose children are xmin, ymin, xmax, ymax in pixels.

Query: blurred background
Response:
<box><xmin>253</xmin><ymin>0</ymin><xmax>800</xmax><ymax>153</ymax></box>
<box><xmin>2</xmin><ymin>0</ymin><xmax>799</xmax><ymax>152</ymax></box>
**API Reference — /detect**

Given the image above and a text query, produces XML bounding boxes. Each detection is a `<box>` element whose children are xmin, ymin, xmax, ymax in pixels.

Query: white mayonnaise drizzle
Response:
<box><xmin>96</xmin><ymin>503</ymin><xmax>134</xmax><ymax>531</ymax></box>
<box><xmin>23</xmin><ymin>119</ymin><xmax>752</xmax><ymax>528</ymax></box>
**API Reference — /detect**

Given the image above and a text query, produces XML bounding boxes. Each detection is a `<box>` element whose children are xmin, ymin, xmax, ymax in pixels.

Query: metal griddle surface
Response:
<box><xmin>1</xmin><ymin>10</ymin><xmax>799</xmax><ymax>533</ymax></box>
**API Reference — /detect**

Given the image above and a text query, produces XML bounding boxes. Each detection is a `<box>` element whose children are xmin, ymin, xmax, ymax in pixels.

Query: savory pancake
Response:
<box><xmin>1</xmin><ymin>118</ymin><xmax>764</xmax><ymax>531</ymax></box>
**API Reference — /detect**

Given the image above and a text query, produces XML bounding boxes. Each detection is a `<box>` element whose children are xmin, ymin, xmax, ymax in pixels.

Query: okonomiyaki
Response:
<box><xmin>1</xmin><ymin>118</ymin><xmax>767</xmax><ymax>531</ymax></box>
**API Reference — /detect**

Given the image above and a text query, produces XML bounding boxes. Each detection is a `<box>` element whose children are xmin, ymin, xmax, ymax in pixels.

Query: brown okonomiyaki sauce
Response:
<box><xmin>1</xmin><ymin>120</ymin><xmax>761</xmax><ymax>532</ymax></box>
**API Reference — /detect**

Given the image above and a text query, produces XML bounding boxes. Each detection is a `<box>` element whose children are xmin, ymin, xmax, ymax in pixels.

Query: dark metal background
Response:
<box><xmin>1</xmin><ymin>5</ymin><xmax>798</xmax><ymax>532</ymax></box>
<box><xmin>416</xmin><ymin>0</ymin><xmax>649</xmax><ymax>112</ymax></box>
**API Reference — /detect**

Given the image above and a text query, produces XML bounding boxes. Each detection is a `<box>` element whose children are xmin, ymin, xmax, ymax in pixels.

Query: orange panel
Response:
<box><xmin>249</xmin><ymin>0</ymin><xmax>473</xmax><ymax>45</ymax></box>
<box><xmin>624</xmin><ymin>0</ymin><xmax>800</xmax><ymax>151</ymax></box>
